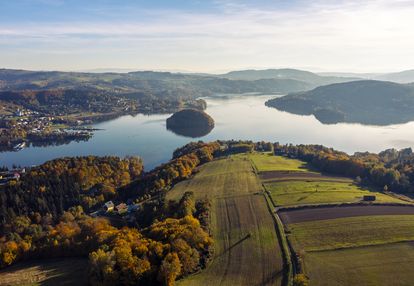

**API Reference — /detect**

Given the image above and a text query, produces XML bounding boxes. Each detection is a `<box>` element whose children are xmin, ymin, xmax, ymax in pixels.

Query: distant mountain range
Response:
<box><xmin>318</xmin><ymin>70</ymin><xmax>414</xmax><ymax>84</ymax></box>
<box><xmin>266</xmin><ymin>80</ymin><xmax>414</xmax><ymax>125</ymax></box>
<box><xmin>3</xmin><ymin>67</ymin><xmax>414</xmax><ymax>125</ymax></box>
<box><xmin>219</xmin><ymin>68</ymin><xmax>360</xmax><ymax>86</ymax></box>
<box><xmin>0</xmin><ymin>68</ymin><xmax>359</xmax><ymax>95</ymax></box>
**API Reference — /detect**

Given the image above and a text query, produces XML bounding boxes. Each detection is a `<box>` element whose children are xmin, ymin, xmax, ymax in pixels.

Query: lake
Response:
<box><xmin>2</xmin><ymin>94</ymin><xmax>414</xmax><ymax>170</ymax></box>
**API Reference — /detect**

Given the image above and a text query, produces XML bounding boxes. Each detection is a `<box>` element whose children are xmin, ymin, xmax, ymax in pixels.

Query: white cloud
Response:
<box><xmin>1</xmin><ymin>0</ymin><xmax>414</xmax><ymax>72</ymax></box>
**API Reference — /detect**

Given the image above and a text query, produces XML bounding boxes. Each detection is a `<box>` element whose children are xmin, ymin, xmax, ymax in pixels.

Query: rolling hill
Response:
<box><xmin>220</xmin><ymin>68</ymin><xmax>360</xmax><ymax>87</ymax></box>
<box><xmin>375</xmin><ymin>70</ymin><xmax>414</xmax><ymax>84</ymax></box>
<box><xmin>266</xmin><ymin>80</ymin><xmax>414</xmax><ymax>125</ymax></box>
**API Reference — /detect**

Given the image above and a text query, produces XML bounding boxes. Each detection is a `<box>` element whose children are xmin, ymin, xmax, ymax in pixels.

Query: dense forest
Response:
<box><xmin>0</xmin><ymin>142</ymin><xmax>221</xmax><ymax>285</ymax></box>
<box><xmin>0</xmin><ymin>156</ymin><xmax>143</xmax><ymax>226</ymax></box>
<box><xmin>0</xmin><ymin>193</ymin><xmax>213</xmax><ymax>286</ymax></box>
<box><xmin>274</xmin><ymin>143</ymin><xmax>414</xmax><ymax>193</ymax></box>
<box><xmin>166</xmin><ymin>109</ymin><xmax>215</xmax><ymax>138</ymax></box>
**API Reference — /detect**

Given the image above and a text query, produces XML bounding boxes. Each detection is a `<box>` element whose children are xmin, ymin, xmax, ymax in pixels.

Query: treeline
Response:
<box><xmin>119</xmin><ymin>142</ymin><xmax>221</xmax><ymax>200</ymax></box>
<box><xmin>274</xmin><ymin>143</ymin><xmax>413</xmax><ymax>193</ymax></box>
<box><xmin>0</xmin><ymin>192</ymin><xmax>213</xmax><ymax>286</ymax></box>
<box><xmin>89</xmin><ymin>192</ymin><xmax>212</xmax><ymax>286</ymax></box>
<box><xmin>27</xmin><ymin>130</ymin><xmax>91</xmax><ymax>144</ymax></box>
<box><xmin>0</xmin><ymin>89</ymin><xmax>137</xmax><ymax>116</ymax></box>
<box><xmin>0</xmin><ymin>156</ymin><xmax>143</xmax><ymax>228</ymax></box>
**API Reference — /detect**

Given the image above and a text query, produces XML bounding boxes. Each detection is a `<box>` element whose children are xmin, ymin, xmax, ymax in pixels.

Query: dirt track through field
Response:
<box><xmin>211</xmin><ymin>195</ymin><xmax>282</xmax><ymax>286</ymax></box>
<box><xmin>279</xmin><ymin>205</ymin><xmax>414</xmax><ymax>224</ymax></box>
<box><xmin>259</xmin><ymin>171</ymin><xmax>352</xmax><ymax>183</ymax></box>
<box><xmin>172</xmin><ymin>157</ymin><xmax>284</xmax><ymax>286</ymax></box>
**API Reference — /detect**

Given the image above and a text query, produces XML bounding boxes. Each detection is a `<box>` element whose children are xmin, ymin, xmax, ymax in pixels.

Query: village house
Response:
<box><xmin>103</xmin><ymin>201</ymin><xmax>115</xmax><ymax>212</ymax></box>
<box><xmin>115</xmin><ymin>203</ymin><xmax>128</xmax><ymax>214</ymax></box>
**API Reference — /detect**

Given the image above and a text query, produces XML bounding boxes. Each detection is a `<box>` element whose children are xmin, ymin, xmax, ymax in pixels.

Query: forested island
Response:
<box><xmin>166</xmin><ymin>109</ymin><xmax>215</xmax><ymax>137</ymax></box>
<box><xmin>266</xmin><ymin>80</ymin><xmax>414</xmax><ymax>125</ymax></box>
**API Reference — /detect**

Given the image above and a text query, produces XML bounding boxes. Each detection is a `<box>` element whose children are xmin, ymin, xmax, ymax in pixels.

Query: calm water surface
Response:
<box><xmin>2</xmin><ymin>94</ymin><xmax>414</xmax><ymax>170</ymax></box>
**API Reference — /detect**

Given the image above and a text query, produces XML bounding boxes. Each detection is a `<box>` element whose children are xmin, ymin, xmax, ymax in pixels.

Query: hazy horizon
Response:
<box><xmin>0</xmin><ymin>66</ymin><xmax>412</xmax><ymax>76</ymax></box>
<box><xmin>1</xmin><ymin>0</ymin><xmax>414</xmax><ymax>73</ymax></box>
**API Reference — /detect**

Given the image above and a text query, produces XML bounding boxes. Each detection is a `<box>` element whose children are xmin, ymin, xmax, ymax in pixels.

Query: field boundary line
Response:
<box><xmin>250</xmin><ymin>156</ymin><xmax>294</xmax><ymax>286</ymax></box>
<box><xmin>277</xmin><ymin>201</ymin><xmax>414</xmax><ymax>212</ymax></box>
<box><xmin>263</xmin><ymin>190</ymin><xmax>294</xmax><ymax>286</ymax></box>
<box><xmin>262</xmin><ymin>178</ymin><xmax>353</xmax><ymax>184</ymax></box>
<box><xmin>305</xmin><ymin>238</ymin><xmax>414</xmax><ymax>253</ymax></box>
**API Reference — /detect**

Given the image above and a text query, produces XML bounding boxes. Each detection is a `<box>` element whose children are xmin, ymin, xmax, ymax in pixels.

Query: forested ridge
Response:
<box><xmin>266</xmin><ymin>80</ymin><xmax>414</xmax><ymax>125</ymax></box>
<box><xmin>0</xmin><ymin>156</ymin><xmax>143</xmax><ymax>226</ymax></box>
<box><xmin>0</xmin><ymin>142</ymin><xmax>220</xmax><ymax>286</ymax></box>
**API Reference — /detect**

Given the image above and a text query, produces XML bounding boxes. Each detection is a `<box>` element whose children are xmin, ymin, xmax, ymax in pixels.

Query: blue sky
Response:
<box><xmin>1</xmin><ymin>0</ymin><xmax>414</xmax><ymax>72</ymax></box>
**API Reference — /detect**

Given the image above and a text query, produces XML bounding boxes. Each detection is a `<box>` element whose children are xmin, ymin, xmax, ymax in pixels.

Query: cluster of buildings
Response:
<box><xmin>91</xmin><ymin>200</ymin><xmax>141</xmax><ymax>219</ymax></box>
<box><xmin>14</xmin><ymin>108</ymin><xmax>39</xmax><ymax>117</ymax></box>
<box><xmin>0</xmin><ymin>168</ymin><xmax>25</xmax><ymax>185</ymax></box>
<box><xmin>103</xmin><ymin>200</ymin><xmax>140</xmax><ymax>214</ymax></box>
<box><xmin>0</xmin><ymin>107</ymin><xmax>93</xmax><ymax>150</ymax></box>
<box><xmin>12</xmin><ymin>114</ymin><xmax>55</xmax><ymax>132</ymax></box>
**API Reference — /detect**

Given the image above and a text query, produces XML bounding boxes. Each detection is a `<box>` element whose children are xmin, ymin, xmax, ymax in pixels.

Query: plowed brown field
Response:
<box><xmin>259</xmin><ymin>171</ymin><xmax>352</xmax><ymax>183</ymax></box>
<box><xmin>279</xmin><ymin>204</ymin><xmax>414</xmax><ymax>224</ymax></box>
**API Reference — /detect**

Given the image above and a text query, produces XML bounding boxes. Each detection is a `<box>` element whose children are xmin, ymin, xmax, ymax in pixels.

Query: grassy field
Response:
<box><xmin>247</xmin><ymin>153</ymin><xmax>310</xmax><ymax>172</ymax></box>
<box><xmin>266</xmin><ymin>180</ymin><xmax>403</xmax><ymax>206</ymax></box>
<box><xmin>287</xmin><ymin>215</ymin><xmax>414</xmax><ymax>285</ymax></box>
<box><xmin>288</xmin><ymin>215</ymin><xmax>414</xmax><ymax>251</ymax></box>
<box><xmin>0</xmin><ymin>258</ymin><xmax>88</xmax><ymax>286</ymax></box>
<box><xmin>304</xmin><ymin>242</ymin><xmax>414</xmax><ymax>286</ymax></box>
<box><xmin>242</xmin><ymin>152</ymin><xmax>414</xmax><ymax>285</ymax></box>
<box><xmin>167</xmin><ymin>156</ymin><xmax>284</xmax><ymax>286</ymax></box>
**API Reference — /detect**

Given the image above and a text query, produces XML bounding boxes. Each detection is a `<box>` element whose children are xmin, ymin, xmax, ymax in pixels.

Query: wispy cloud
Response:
<box><xmin>1</xmin><ymin>0</ymin><xmax>414</xmax><ymax>72</ymax></box>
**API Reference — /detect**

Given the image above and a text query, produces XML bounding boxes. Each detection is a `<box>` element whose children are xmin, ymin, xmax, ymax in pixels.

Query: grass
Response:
<box><xmin>288</xmin><ymin>215</ymin><xmax>414</xmax><ymax>285</ymax></box>
<box><xmin>167</xmin><ymin>156</ymin><xmax>260</xmax><ymax>201</ymax></box>
<box><xmin>167</xmin><ymin>156</ymin><xmax>284</xmax><ymax>286</ymax></box>
<box><xmin>247</xmin><ymin>153</ymin><xmax>310</xmax><ymax>172</ymax></box>
<box><xmin>245</xmin><ymin>152</ymin><xmax>414</xmax><ymax>285</ymax></box>
<box><xmin>288</xmin><ymin>215</ymin><xmax>414</xmax><ymax>252</ymax></box>
<box><xmin>304</xmin><ymin>242</ymin><xmax>414</xmax><ymax>286</ymax></box>
<box><xmin>265</xmin><ymin>180</ymin><xmax>403</xmax><ymax>206</ymax></box>
<box><xmin>0</xmin><ymin>258</ymin><xmax>89</xmax><ymax>286</ymax></box>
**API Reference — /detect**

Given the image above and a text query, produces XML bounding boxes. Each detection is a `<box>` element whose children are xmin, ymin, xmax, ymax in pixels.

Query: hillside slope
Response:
<box><xmin>220</xmin><ymin>68</ymin><xmax>359</xmax><ymax>87</ymax></box>
<box><xmin>167</xmin><ymin>156</ymin><xmax>284</xmax><ymax>286</ymax></box>
<box><xmin>266</xmin><ymin>80</ymin><xmax>414</xmax><ymax>125</ymax></box>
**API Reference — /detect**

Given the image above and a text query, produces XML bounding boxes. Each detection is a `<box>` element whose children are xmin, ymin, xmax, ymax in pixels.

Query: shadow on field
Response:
<box><xmin>0</xmin><ymin>258</ymin><xmax>88</xmax><ymax>286</ymax></box>
<box><xmin>38</xmin><ymin>258</ymin><xmax>89</xmax><ymax>286</ymax></box>
<box><xmin>253</xmin><ymin>269</ymin><xmax>283</xmax><ymax>286</ymax></box>
<box><xmin>218</xmin><ymin>234</ymin><xmax>251</xmax><ymax>256</ymax></box>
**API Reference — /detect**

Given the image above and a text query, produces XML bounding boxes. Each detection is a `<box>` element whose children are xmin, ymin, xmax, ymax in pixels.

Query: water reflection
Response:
<box><xmin>166</xmin><ymin>125</ymin><xmax>214</xmax><ymax>138</ymax></box>
<box><xmin>2</xmin><ymin>94</ymin><xmax>414</xmax><ymax>170</ymax></box>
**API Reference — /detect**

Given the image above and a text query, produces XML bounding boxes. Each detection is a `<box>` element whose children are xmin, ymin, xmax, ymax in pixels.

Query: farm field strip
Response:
<box><xmin>303</xmin><ymin>241</ymin><xmax>414</xmax><ymax>286</ymax></box>
<box><xmin>287</xmin><ymin>214</ymin><xmax>414</xmax><ymax>251</ymax></box>
<box><xmin>247</xmin><ymin>153</ymin><xmax>311</xmax><ymax>172</ymax></box>
<box><xmin>266</xmin><ymin>180</ymin><xmax>404</xmax><ymax>206</ymax></box>
<box><xmin>167</xmin><ymin>156</ymin><xmax>284</xmax><ymax>286</ymax></box>
<box><xmin>247</xmin><ymin>152</ymin><xmax>414</xmax><ymax>286</ymax></box>
<box><xmin>278</xmin><ymin>205</ymin><xmax>414</xmax><ymax>224</ymax></box>
<box><xmin>259</xmin><ymin>171</ymin><xmax>349</xmax><ymax>183</ymax></box>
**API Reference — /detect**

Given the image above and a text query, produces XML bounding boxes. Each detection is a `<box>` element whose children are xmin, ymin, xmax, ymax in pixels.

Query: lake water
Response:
<box><xmin>2</xmin><ymin>94</ymin><xmax>414</xmax><ymax>170</ymax></box>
